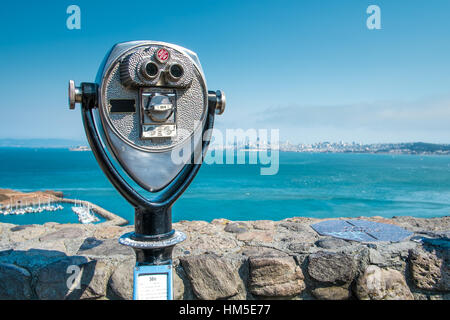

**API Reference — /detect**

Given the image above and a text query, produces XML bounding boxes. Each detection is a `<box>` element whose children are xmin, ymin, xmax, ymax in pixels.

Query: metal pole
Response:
<box><xmin>73</xmin><ymin>69</ymin><xmax>225</xmax><ymax>300</ymax></box>
<box><xmin>119</xmin><ymin>205</ymin><xmax>185</xmax><ymax>300</ymax></box>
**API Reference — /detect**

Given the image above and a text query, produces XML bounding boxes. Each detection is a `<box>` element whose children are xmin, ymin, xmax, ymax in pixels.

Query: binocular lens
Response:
<box><xmin>169</xmin><ymin>64</ymin><xmax>184</xmax><ymax>79</ymax></box>
<box><xmin>145</xmin><ymin>62</ymin><xmax>159</xmax><ymax>78</ymax></box>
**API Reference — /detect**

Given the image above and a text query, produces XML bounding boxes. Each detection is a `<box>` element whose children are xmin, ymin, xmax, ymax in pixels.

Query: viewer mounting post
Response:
<box><xmin>68</xmin><ymin>41</ymin><xmax>225</xmax><ymax>300</ymax></box>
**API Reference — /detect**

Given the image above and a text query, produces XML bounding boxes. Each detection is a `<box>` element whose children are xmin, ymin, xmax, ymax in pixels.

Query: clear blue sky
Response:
<box><xmin>0</xmin><ymin>0</ymin><xmax>449</xmax><ymax>144</ymax></box>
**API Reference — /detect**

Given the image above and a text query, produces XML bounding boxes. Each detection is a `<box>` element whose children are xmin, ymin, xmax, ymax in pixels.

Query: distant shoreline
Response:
<box><xmin>0</xmin><ymin>139</ymin><xmax>449</xmax><ymax>154</ymax></box>
<box><xmin>237</xmin><ymin>142</ymin><xmax>450</xmax><ymax>156</ymax></box>
<box><xmin>1</xmin><ymin>145</ymin><xmax>450</xmax><ymax>156</ymax></box>
<box><xmin>278</xmin><ymin>150</ymin><xmax>450</xmax><ymax>156</ymax></box>
<box><xmin>239</xmin><ymin>148</ymin><xmax>450</xmax><ymax>156</ymax></box>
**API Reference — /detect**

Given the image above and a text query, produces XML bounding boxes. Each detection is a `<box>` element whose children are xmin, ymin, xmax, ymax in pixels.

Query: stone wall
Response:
<box><xmin>0</xmin><ymin>216</ymin><xmax>448</xmax><ymax>300</ymax></box>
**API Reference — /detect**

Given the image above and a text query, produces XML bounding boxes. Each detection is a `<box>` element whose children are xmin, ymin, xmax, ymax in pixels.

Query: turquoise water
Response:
<box><xmin>0</xmin><ymin>148</ymin><xmax>449</xmax><ymax>225</ymax></box>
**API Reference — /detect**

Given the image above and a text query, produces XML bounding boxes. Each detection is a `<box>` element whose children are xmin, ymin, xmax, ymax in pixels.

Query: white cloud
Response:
<box><xmin>248</xmin><ymin>94</ymin><xmax>450</xmax><ymax>143</ymax></box>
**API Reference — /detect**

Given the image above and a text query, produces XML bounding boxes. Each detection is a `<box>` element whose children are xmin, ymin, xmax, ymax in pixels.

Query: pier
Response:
<box><xmin>59</xmin><ymin>198</ymin><xmax>128</xmax><ymax>226</ymax></box>
<box><xmin>0</xmin><ymin>189</ymin><xmax>128</xmax><ymax>226</ymax></box>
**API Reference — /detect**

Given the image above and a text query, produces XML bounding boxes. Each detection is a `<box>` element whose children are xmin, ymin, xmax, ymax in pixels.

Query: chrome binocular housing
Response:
<box><xmin>69</xmin><ymin>41</ymin><xmax>225</xmax><ymax>192</ymax></box>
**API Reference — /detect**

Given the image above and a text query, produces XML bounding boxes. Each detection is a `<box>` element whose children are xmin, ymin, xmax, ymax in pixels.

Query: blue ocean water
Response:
<box><xmin>0</xmin><ymin>148</ymin><xmax>449</xmax><ymax>225</ymax></box>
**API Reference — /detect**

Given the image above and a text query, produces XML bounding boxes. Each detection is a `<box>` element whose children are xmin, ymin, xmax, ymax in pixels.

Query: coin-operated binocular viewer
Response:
<box><xmin>68</xmin><ymin>41</ymin><xmax>225</xmax><ymax>300</ymax></box>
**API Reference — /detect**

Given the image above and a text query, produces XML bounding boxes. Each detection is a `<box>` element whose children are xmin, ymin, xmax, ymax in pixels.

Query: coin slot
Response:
<box><xmin>110</xmin><ymin>99</ymin><xmax>136</xmax><ymax>113</ymax></box>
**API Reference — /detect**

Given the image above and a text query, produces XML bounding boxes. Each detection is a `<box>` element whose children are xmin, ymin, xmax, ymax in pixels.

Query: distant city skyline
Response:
<box><xmin>1</xmin><ymin>137</ymin><xmax>449</xmax><ymax>151</ymax></box>
<box><xmin>0</xmin><ymin>1</ymin><xmax>449</xmax><ymax>144</ymax></box>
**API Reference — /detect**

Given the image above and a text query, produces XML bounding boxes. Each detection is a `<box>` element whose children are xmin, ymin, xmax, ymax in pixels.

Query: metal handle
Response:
<box><xmin>68</xmin><ymin>80</ymin><xmax>82</xmax><ymax>110</ymax></box>
<box><xmin>208</xmin><ymin>90</ymin><xmax>226</xmax><ymax>115</ymax></box>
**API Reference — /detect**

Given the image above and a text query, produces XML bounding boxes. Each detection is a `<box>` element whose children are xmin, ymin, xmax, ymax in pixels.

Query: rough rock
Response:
<box><xmin>249</xmin><ymin>257</ymin><xmax>305</xmax><ymax>297</ymax></box>
<box><xmin>108</xmin><ymin>258</ymin><xmax>134</xmax><ymax>300</ymax></box>
<box><xmin>409</xmin><ymin>248</ymin><xmax>449</xmax><ymax>292</ymax></box>
<box><xmin>176</xmin><ymin>225</ymin><xmax>240</xmax><ymax>256</ymax></box>
<box><xmin>236</xmin><ymin>231</ymin><xmax>274</xmax><ymax>243</ymax></box>
<box><xmin>356</xmin><ymin>265</ymin><xmax>414</xmax><ymax>300</ymax></box>
<box><xmin>8</xmin><ymin>225</ymin><xmax>47</xmax><ymax>242</ymax></box>
<box><xmin>368</xmin><ymin>248</ymin><xmax>386</xmax><ymax>265</ymax></box>
<box><xmin>173</xmin><ymin>261</ymin><xmax>196</xmax><ymax>300</ymax></box>
<box><xmin>315</xmin><ymin>238</ymin><xmax>352</xmax><ymax>249</ymax></box>
<box><xmin>276</xmin><ymin>222</ymin><xmax>319</xmax><ymax>244</ymax></box>
<box><xmin>78</xmin><ymin>259</ymin><xmax>113</xmax><ymax>299</ymax></box>
<box><xmin>94</xmin><ymin>225</ymin><xmax>124</xmax><ymax>239</ymax></box>
<box><xmin>429</xmin><ymin>293</ymin><xmax>450</xmax><ymax>300</ymax></box>
<box><xmin>362</xmin><ymin>241</ymin><xmax>418</xmax><ymax>271</ymax></box>
<box><xmin>0</xmin><ymin>263</ymin><xmax>33</xmax><ymax>299</ymax></box>
<box><xmin>63</xmin><ymin>238</ymin><xmax>86</xmax><ymax>256</ymax></box>
<box><xmin>307</xmin><ymin>252</ymin><xmax>355</xmax><ymax>285</ymax></box>
<box><xmin>180</xmin><ymin>254</ymin><xmax>245</xmax><ymax>300</ymax></box>
<box><xmin>311</xmin><ymin>286</ymin><xmax>351</xmax><ymax>300</ymax></box>
<box><xmin>0</xmin><ymin>216</ymin><xmax>448</xmax><ymax>300</ymax></box>
<box><xmin>289</xmin><ymin>243</ymin><xmax>312</xmax><ymax>253</ymax></box>
<box><xmin>371</xmin><ymin>241</ymin><xmax>417</xmax><ymax>259</ymax></box>
<box><xmin>242</xmin><ymin>246</ymin><xmax>289</xmax><ymax>258</ymax></box>
<box><xmin>39</xmin><ymin>227</ymin><xmax>86</xmax><ymax>242</ymax></box>
<box><xmin>14</xmin><ymin>239</ymin><xmax>67</xmax><ymax>253</ymax></box>
<box><xmin>0</xmin><ymin>248</ymin><xmax>67</xmax><ymax>272</ymax></box>
<box><xmin>224</xmin><ymin>222</ymin><xmax>248</xmax><ymax>234</ymax></box>
<box><xmin>251</xmin><ymin>220</ymin><xmax>276</xmax><ymax>231</ymax></box>
<box><xmin>210</xmin><ymin>218</ymin><xmax>230</xmax><ymax>226</ymax></box>
<box><xmin>390</xmin><ymin>216</ymin><xmax>450</xmax><ymax>232</ymax></box>
<box><xmin>77</xmin><ymin>238</ymin><xmax>133</xmax><ymax>257</ymax></box>
<box><xmin>278</xmin><ymin>222</ymin><xmax>309</xmax><ymax>232</ymax></box>
<box><xmin>173</xmin><ymin>266</ymin><xmax>185</xmax><ymax>300</ymax></box>
<box><xmin>34</xmin><ymin>256</ymin><xmax>88</xmax><ymax>300</ymax></box>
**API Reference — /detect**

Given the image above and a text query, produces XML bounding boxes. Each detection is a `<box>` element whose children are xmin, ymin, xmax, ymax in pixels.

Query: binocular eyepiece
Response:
<box><xmin>139</xmin><ymin>59</ymin><xmax>184</xmax><ymax>82</ymax></box>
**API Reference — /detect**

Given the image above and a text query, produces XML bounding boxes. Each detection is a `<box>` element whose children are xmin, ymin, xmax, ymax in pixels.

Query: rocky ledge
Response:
<box><xmin>0</xmin><ymin>216</ymin><xmax>448</xmax><ymax>300</ymax></box>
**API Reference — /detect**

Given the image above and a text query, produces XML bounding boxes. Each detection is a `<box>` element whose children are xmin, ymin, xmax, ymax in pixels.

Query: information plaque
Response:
<box><xmin>133</xmin><ymin>264</ymin><xmax>173</xmax><ymax>300</ymax></box>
